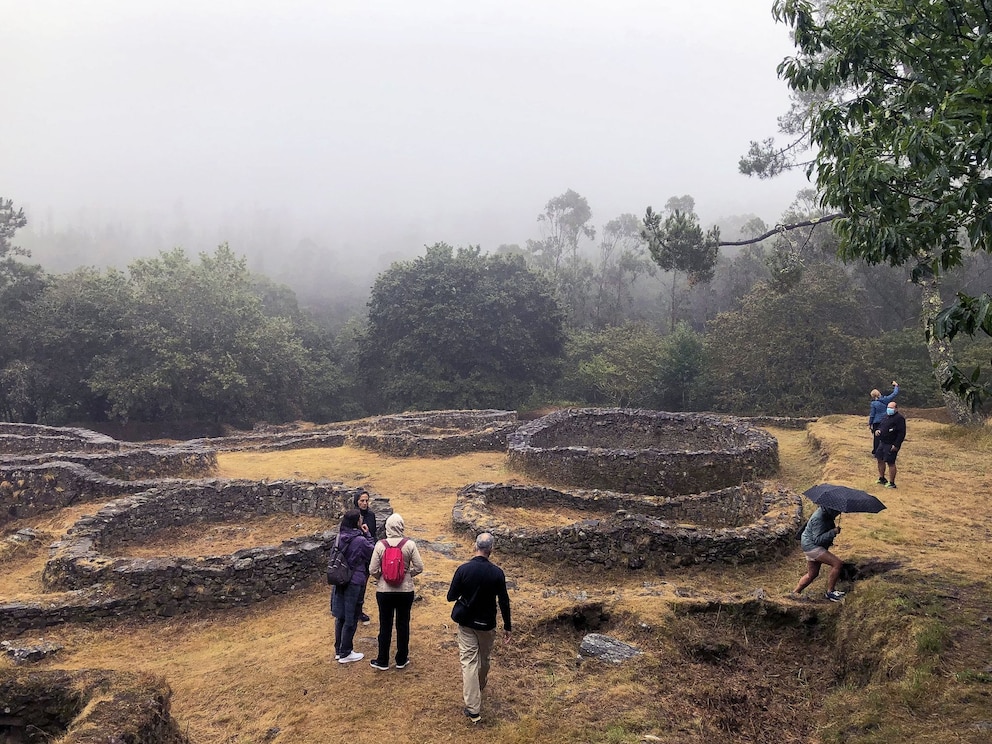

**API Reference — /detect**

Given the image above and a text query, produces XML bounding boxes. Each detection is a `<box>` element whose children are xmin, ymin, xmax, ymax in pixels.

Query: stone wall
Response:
<box><xmin>190</xmin><ymin>409</ymin><xmax>519</xmax><ymax>456</ymax></box>
<box><xmin>42</xmin><ymin>479</ymin><xmax>390</xmax><ymax>592</ymax></box>
<box><xmin>507</xmin><ymin>408</ymin><xmax>779</xmax><ymax>497</ymax></box>
<box><xmin>0</xmin><ymin>446</ymin><xmax>216</xmax><ymax>480</ymax></box>
<box><xmin>453</xmin><ymin>480</ymin><xmax>800</xmax><ymax>569</ymax></box>
<box><xmin>349</xmin><ymin>421</ymin><xmax>519</xmax><ymax>457</ymax></box>
<box><xmin>0</xmin><ymin>422</ymin><xmax>122</xmax><ymax>454</ymax></box>
<box><xmin>0</xmin><ymin>449</ymin><xmax>218</xmax><ymax>526</ymax></box>
<box><xmin>746</xmin><ymin>415</ymin><xmax>816</xmax><ymax>430</ymax></box>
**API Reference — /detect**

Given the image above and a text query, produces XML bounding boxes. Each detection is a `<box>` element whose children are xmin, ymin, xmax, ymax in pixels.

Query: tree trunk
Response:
<box><xmin>670</xmin><ymin>271</ymin><xmax>679</xmax><ymax>335</ymax></box>
<box><xmin>919</xmin><ymin>276</ymin><xmax>984</xmax><ymax>426</ymax></box>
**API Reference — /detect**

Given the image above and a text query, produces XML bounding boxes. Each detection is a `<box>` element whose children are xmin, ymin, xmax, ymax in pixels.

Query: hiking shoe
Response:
<box><xmin>361</xmin><ymin>613</ymin><xmax>371</xmax><ymax>625</ymax></box>
<box><xmin>395</xmin><ymin>660</ymin><xmax>409</xmax><ymax>670</ymax></box>
<box><xmin>876</xmin><ymin>477</ymin><xmax>887</xmax><ymax>485</ymax></box>
<box><xmin>825</xmin><ymin>590</ymin><xmax>846</xmax><ymax>602</ymax></box>
<box><xmin>337</xmin><ymin>651</ymin><xmax>364</xmax><ymax>664</ymax></box>
<box><xmin>885</xmin><ymin>482</ymin><xmax>897</xmax><ymax>488</ymax></box>
<box><xmin>369</xmin><ymin>660</ymin><xmax>390</xmax><ymax>671</ymax></box>
<box><xmin>464</xmin><ymin>708</ymin><xmax>482</xmax><ymax>724</ymax></box>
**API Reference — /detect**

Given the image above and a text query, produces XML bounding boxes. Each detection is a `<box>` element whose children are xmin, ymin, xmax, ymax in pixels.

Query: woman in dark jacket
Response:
<box><xmin>354</xmin><ymin>490</ymin><xmax>377</xmax><ymax>624</ymax></box>
<box><xmin>793</xmin><ymin>506</ymin><xmax>846</xmax><ymax>602</ymax></box>
<box><xmin>331</xmin><ymin>508</ymin><xmax>374</xmax><ymax>663</ymax></box>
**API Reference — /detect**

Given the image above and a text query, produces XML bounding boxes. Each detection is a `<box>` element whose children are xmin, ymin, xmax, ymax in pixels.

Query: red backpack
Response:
<box><xmin>380</xmin><ymin>538</ymin><xmax>409</xmax><ymax>586</ymax></box>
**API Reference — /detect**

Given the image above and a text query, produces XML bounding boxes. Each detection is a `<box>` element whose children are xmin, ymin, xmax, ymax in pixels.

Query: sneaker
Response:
<box><xmin>361</xmin><ymin>613</ymin><xmax>371</xmax><ymax>625</ymax></box>
<box><xmin>337</xmin><ymin>651</ymin><xmax>364</xmax><ymax>664</ymax></box>
<box><xmin>369</xmin><ymin>660</ymin><xmax>390</xmax><ymax>671</ymax></box>
<box><xmin>825</xmin><ymin>590</ymin><xmax>846</xmax><ymax>602</ymax></box>
<box><xmin>885</xmin><ymin>482</ymin><xmax>897</xmax><ymax>489</ymax></box>
<box><xmin>395</xmin><ymin>660</ymin><xmax>409</xmax><ymax>670</ymax></box>
<box><xmin>876</xmin><ymin>477</ymin><xmax>887</xmax><ymax>485</ymax></box>
<box><xmin>463</xmin><ymin>708</ymin><xmax>482</xmax><ymax>724</ymax></box>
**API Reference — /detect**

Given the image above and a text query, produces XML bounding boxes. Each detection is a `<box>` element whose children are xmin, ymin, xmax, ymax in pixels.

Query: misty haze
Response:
<box><xmin>6</xmin><ymin>2</ymin><xmax>809</xmax><ymax>305</ymax></box>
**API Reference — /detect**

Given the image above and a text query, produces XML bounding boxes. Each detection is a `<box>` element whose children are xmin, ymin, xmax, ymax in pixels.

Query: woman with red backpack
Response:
<box><xmin>367</xmin><ymin>513</ymin><xmax>424</xmax><ymax>670</ymax></box>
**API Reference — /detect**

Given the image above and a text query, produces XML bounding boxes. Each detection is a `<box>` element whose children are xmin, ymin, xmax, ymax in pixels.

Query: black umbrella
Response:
<box><xmin>803</xmin><ymin>483</ymin><xmax>887</xmax><ymax>513</ymax></box>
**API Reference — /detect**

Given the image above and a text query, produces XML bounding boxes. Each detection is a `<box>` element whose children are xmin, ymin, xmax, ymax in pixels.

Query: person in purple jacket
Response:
<box><xmin>331</xmin><ymin>508</ymin><xmax>374</xmax><ymax>664</ymax></box>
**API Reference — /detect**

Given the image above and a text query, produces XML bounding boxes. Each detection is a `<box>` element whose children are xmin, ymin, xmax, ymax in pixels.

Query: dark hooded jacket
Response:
<box><xmin>800</xmin><ymin>506</ymin><xmax>840</xmax><ymax>552</ymax></box>
<box><xmin>337</xmin><ymin>525</ymin><xmax>374</xmax><ymax>586</ymax></box>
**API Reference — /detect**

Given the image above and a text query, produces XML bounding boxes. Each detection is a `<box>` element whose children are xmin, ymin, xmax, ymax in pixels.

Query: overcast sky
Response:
<box><xmin>3</xmin><ymin>0</ymin><xmax>811</xmax><ymax>259</ymax></box>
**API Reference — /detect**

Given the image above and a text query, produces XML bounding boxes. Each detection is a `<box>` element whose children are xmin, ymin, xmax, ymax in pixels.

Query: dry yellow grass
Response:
<box><xmin>1</xmin><ymin>417</ymin><xmax>989</xmax><ymax>743</ymax></box>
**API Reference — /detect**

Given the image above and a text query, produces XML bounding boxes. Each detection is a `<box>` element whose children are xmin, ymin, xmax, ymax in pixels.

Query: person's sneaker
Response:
<box><xmin>337</xmin><ymin>651</ymin><xmax>364</xmax><ymax>664</ymax></box>
<box><xmin>825</xmin><ymin>590</ymin><xmax>846</xmax><ymax>602</ymax></box>
<box><xmin>885</xmin><ymin>482</ymin><xmax>897</xmax><ymax>488</ymax></box>
<box><xmin>876</xmin><ymin>477</ymin><xmax>887</xmax><ymax>485</ymax></box>
<box><xmin>361</xmin><ymin>613</ymin><xmax>371</xmax><ymax>625</ymax></box>
<box><xmin>369</xmin><ymin>660</ymin><xmax>390</xmax><ymax>671</ymax></box>
<box><xmin>395</xmin><ymin>660</ymin><xmax>409</xmax><ymax>670</ymax></box>
<box><xmin>463</xmin><ymin>708</ymin><xmax>482</xmax><ymax>724</ymax></box>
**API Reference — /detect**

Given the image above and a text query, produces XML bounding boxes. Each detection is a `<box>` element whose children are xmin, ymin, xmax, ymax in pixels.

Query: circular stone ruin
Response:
<box><xmin>453</xmin><ymin>481</ymin><xmax>800</xmax><ymax>569</ymax></box>
<box><xmin>456</xmin><ymin>407</ymin><xmax>799</xmax><ymax>569</ymax></box>
<box><xmin>38</xmin><ymin>479</ymin><xmax>391</xmax><ymax>619</ymax></box>
<box><xmin>507</xmin><ymin>408</ymin><xmax>779</xmax><ymax>496</ymax></box>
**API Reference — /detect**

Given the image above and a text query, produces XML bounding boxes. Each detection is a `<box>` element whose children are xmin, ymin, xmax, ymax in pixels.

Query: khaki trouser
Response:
<box><xmin>456</xmin><ymin>624</ymin><xmax>496</xmax><ymax>714</ymax></box>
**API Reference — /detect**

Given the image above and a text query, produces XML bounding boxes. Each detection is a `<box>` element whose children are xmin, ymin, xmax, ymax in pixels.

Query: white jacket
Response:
<box><xmin>369</xmin><ymin>513</ymin><xmax>424</xmax><ymax>592</ymax></box>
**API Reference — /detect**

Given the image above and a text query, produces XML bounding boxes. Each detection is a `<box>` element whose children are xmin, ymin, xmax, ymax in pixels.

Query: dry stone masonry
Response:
<box><xmin>0</xmin><ymin>409</ymin><xmax>809</xmax><ymax>743</ymax></box>
<box><xmin>507</xmin><ymin>408</ymin><xmax>780</xmax><ymax>496</ymax></box>
<box><xmin>41</xmin><ymin>480</ymin><xmax>388</xmax><ymax>612</ymax></box>
<box><xmin>453</xmin><ymin>480</ymin><xmax>800</xmax><ymax>569</ymax></box>
<box><xmin>466</xmin><ymin>408</ymin><xmax>800</xmax><ymax>569</ymax></box>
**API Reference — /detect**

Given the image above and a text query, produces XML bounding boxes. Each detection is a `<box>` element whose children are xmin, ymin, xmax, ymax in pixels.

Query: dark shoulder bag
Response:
<box><xmin>450</xmin><ymin>587</ymin><xmax>479</xmax><ymax>625</ymax></box>
<box><xmin>326</xmin><ymin>534</ymin><xmax>352</xmax><ymax>586</ymax></box>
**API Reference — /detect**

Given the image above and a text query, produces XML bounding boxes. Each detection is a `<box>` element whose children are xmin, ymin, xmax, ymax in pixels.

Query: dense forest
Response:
<box><xmin>2</xmin><ymin>189</ymin><xmax>989</xmax><ymax>436</ymax></box>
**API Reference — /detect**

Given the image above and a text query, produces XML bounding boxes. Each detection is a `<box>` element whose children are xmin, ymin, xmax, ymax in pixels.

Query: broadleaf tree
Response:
<box><xmin>87</xmin><ymin>245</ymin><xmax>314</xmax><ymax>425</ymax></box>
<box><xmin>746</xmin><ymin>0</ymin><xmax>992</xmax><ymax>418</ymax></box>
<box><xmin>361</xmin><ymin>243</ymin><xmax>566</xmax><ymax>412</ymax></box>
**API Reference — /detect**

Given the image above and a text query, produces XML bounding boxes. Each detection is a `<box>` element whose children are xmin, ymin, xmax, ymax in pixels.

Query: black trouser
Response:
<box><xmin>374</xmin><ymin>591</ymin><xmax>415</xmax><ymax>666</ymax></box>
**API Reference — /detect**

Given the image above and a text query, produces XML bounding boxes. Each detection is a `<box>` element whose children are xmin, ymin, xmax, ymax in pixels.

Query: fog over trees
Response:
<box><xmin>3</xmin><ymin>2</ymin><xmax>989</xmax><ymax>431</ymax></box>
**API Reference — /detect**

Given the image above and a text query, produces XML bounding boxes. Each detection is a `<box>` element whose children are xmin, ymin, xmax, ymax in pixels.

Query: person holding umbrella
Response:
<box><xmin>794</xmin><ymin>484</ymin><xmax>887</xmax><ymax>602</ymax></box>
<box><xmin>793</xmin><ymin>505</ymin><xmax>846</xmax><ymax>602</ymax></box>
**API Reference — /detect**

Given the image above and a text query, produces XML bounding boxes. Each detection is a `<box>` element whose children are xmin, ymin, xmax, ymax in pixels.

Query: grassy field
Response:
<box><xmin>1</xmin><ymin>415</ymin><xmax>990</xmax><ymax>743</ymax></box>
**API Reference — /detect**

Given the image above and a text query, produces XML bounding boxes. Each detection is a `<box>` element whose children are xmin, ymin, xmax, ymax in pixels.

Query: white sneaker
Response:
<box><xmin>338</xmin><ymin>651</ymin><xmax>364</xmax><ymax>664</ymax></box>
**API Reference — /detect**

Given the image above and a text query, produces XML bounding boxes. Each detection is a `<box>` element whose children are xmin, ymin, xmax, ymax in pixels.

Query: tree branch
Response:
<box><xmin>718</xmin><ymin>213</ymin><xmax>845</xmax><ymax>247</ymax></box>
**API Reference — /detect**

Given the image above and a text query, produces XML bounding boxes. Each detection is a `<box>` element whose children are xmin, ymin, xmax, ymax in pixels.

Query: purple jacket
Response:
<box><xmin>338</xmin><ymin>526</ymin><xmax>374</xmax><ymax>586</ymax></box>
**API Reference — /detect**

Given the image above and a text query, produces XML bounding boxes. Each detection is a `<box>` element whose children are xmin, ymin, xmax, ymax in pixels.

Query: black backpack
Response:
<box><xmin>326</xmin><ymin>536</ymin><xmax>352</xmax><ymax>586</ymax></box>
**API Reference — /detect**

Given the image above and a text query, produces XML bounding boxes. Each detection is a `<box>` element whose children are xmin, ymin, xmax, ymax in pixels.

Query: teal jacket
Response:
<box><xmin>800</xmin><ymin>507</ymin><xmax>840</xmax><ymax>552</ymax></box>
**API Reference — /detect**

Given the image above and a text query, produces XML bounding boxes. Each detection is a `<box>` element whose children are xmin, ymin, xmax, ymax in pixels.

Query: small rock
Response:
<box><xmin>578</xmin><ymin>633</ymin><xmax>642</xmax><ymax>664</ymax></box>
<box><xmin>1</xmin><ymin>640</ymin><xmax>63</xmax><ymax>664</ymax></box>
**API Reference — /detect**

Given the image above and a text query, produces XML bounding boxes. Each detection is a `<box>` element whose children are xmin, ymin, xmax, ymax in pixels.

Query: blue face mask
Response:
<box><xmin>886</xmin><ymin>407</ymin><xmax>896</xmax><ymax>415</ymax></box>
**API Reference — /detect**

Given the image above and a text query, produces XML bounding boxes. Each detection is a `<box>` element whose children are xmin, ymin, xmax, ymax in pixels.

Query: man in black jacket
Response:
<box><xmin>874</xmin><ymin>401</ymin><xmax>907</xmax><ymax>488</ymax></box>
<box><xmin>447</xmin><ymin>533</ymin><xmax>512</xmax><ymax>724</ymax></box>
